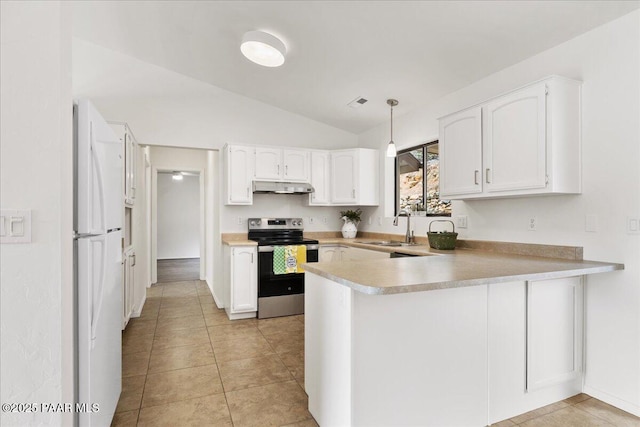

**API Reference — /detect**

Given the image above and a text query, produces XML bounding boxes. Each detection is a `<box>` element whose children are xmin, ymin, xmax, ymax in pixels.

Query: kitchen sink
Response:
<box><xmin>359</xmin><ymin>241</ymin><xmax>418</xmax><ymax>247</ymax></box>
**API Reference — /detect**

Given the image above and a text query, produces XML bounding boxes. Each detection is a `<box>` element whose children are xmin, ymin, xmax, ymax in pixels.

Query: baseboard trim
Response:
<box><xmin>130</xmin><ymin>294</ymin><xmax>146</xmax><ymax>318</ymax></box>
<box><xmin>207</xmin><ymin>277</ymin><xmax>224</xmax><ymax>309</ymax></box>
<box><xmin>583</xmin><ymin>385</ymin><xmax>640</xmax><ymax>417</ymax></box>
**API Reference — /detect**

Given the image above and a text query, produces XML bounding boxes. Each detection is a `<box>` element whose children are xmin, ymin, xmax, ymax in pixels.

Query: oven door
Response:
<box><xmin>257</xmin><ymin>245</ymin><xmax>319</xmax><ymax>297</ymax></box>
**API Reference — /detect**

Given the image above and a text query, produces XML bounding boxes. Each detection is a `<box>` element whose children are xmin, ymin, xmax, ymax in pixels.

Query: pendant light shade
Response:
<box><xmin>172</xmin><ymin>171</ymin><xmax>183</xmax><ymax>181</ymax></box>
<box><xmin>241</xmin><ymin>31</ymin><xmax>286</xmax><ymax>67</ymax></box>
<box><xmin>386</xmin><ymin>99</ymin><xmax>399</xmax><ymax>158</ymax></box>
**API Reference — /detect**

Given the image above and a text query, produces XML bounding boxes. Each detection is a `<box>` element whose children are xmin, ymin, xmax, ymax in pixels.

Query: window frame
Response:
<box><xmin>394</xmin><ymin>140</ymin><xmax>450</xmax><ymax>217</ymax></box>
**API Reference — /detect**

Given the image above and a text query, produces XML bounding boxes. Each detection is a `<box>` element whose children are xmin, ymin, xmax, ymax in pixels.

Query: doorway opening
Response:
<box><xmin>156</xmin><ymin>170</ymin><xmax>201</xmax><ymax>283</ymax></box>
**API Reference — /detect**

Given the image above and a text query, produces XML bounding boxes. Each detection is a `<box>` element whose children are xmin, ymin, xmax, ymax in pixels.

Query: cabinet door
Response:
<box><xmin>488</xmin><ymin>278</ymin><xmax>583</xmax><ymax>424</ymax></box>
<box><xmin>231</xmin><ymin>247</ymin><xmax>257</xmax><ymax>312</ymax></box>
<box><xmin>309</xmin><ymin>151</ymin><xmax>331</xmax><ymax>205</ymax></box>
<box><xmin>484</xmin><ymin>84</ymin><xmax>547</xmax><ymax>193</ymax></box>
<box><xmin>227</xmin><ymin>146</ymin><xmax>254</xmax><ymax>204</ymax></box>
<box><xmin>283</xmin><ymin>149</ymin><xmax>310</xmax><ymax>182</ymax></box>
<box><xmin>439</xmin><ymin>107</ymin><xmax>483</xmax><ymax>197</ymax></box>
<box><xmin>527</xmin><ymin>277</ymin><xmax>583</xmax><ymax>391</ymax></box>
<box><xmin>331</xmin><ymin>151</ymin><xmax>357</xmax><ymax>204</ymax></box>
<box><xmin>255</xmin><ymin>148</ymin><xmax>282</xmax><ymax>180</ymax></box>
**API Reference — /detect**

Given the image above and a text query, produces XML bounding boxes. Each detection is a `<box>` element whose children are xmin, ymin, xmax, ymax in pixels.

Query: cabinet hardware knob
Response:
<box><xmin>352</xmin><ymin>189</ymin><xmax>355</xmax><ymax>198</ymax></box>
<box><xmin>277</xmin><ymin>164</ymin><xmax>280</xmax><ymax>175</ymax></box>
<box><xmin>285</xmin><ymin>165</ymin><xmax>288</xmax><ymax>175</ymax></box>
<box><xmin>486</xmin><ymin>168</ymin><xmax>491</xmax><ymax>184</ymax></box>
<box><xmin>474</xmin><ymin>170</ymin><xmax>479</xmax><ymax>185</ymax></box>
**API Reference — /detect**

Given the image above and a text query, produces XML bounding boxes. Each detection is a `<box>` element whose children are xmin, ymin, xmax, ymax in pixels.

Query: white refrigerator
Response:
<box><xmin>74</xmin><ymin>99</ymin><xmax>123</xmax><ymax>426</ymax></box>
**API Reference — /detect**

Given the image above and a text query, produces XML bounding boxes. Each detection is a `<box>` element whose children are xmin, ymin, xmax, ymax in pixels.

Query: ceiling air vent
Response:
<box><xmin>347</xmin><ymin>97</ymin><xmax>368</xmax><ymax>109</ymax></box>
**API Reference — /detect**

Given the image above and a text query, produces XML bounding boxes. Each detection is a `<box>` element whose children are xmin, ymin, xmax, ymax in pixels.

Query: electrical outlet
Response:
<box><xmin>456</xmin><ymin>215</ymin><xmax>468</xmax><ymax>229</ymax></box>
<box><xmin>237</xmin><ymin>217</ymin><xmax>243</xmax><ymax>225</ymax></box>
<box><xmin>627</xmin><ymin>216</ymin><xmax>640</xmax><ymax>234</ymax></box>
<box><xmin>368</xmin><ymin>216</ymin><xmax>372</xmax><ymax>225</ymax></box>
<box><xmin>308</xmin><ymin>217</ymin><xmax>314</xmax><ymax>225</ymax></box>
<box><xmin>323</xmin><ymin>217</ymin><xmax>328</xmax><ymax>224</ymax></box>
<box><xmin>377</xmin><ymin>217</ymin><xmax>382</xmax><ymax>226</ymax></box>
<box><xmin>528</xmin><ymin>217</ymin><xmax>537</xmax><ymax>231</ymax></box>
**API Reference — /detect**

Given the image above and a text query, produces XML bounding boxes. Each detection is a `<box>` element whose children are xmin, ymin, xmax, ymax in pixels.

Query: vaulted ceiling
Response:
<box><xmin>72</xmin><ymin>1</ymin><xmax>639</xmax><ymax>134</ymax></box>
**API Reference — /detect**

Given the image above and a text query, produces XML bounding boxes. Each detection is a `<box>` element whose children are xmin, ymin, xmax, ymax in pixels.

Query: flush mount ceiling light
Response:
<box><xmin>241</xmin><ymin>30</ymin><xmax>286</xmax><ymax>67</ymax></box>
<box><xmin>386</xmin><ymin>99</ymin><xmax>399</xmax><ymax>158</ymax></box>
<box><xmin>172</xmin><ymin>171</ymin><xmax>183</xmax><ymax>181</ymax></box>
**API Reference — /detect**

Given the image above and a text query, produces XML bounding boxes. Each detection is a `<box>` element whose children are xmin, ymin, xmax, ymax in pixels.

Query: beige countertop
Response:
<box><xmin>302</xmin><ymin>239</ymin><xmax>623</xmax><ymax>295</ymax></box>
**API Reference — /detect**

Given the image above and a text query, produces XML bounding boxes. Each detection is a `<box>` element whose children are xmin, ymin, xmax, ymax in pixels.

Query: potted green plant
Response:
<box><xmin>340</xmin><ymin>208</ymin><xmax>362</xmax><ymax>238</ymax></box>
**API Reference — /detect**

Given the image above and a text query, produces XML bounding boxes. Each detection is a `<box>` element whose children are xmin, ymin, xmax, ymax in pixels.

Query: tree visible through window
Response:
<box><xmin>396</xmin><ymin>141</ymin><xmax>451</xmax><ymax>216</ymax></box>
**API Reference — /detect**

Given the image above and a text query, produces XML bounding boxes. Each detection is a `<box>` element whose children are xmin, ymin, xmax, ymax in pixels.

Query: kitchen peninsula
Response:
<box><xmin>302</xmin><ymin>243</ymin><xmax>623</xmax><ymax>426</ymax></box>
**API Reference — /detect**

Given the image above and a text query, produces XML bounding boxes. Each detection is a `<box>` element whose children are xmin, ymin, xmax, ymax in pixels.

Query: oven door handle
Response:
<box><xmin>258</xmin><ymin>244</ymin><xmax>319</xmax><ymax>253</ymax></box>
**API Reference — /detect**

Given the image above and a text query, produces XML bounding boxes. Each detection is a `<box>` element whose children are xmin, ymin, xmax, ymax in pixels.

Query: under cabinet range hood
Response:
<box><xmin>253</xmin><ymin>181</ymin><xmax>315</xmax><ymax>194</ymax></box>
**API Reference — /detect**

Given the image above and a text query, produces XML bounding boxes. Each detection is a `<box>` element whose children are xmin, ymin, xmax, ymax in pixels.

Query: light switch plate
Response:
<box><xmin>456</xmin><ymin>215</ymin><xmax>468</xmax><ymax>229</ymax></box>
<box><xmin>1</xmin><ymin>209</ymin><xmax>32</xmax><ymax>244</ymax></box>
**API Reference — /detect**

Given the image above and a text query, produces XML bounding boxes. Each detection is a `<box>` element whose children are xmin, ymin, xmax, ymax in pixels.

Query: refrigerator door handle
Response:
<box><xmin>91</xmin><ymin>235</ymin><xmax>107</xmax><ymax>348</ymax></box>
<box><xmin>90</xmin><ymin>123</ymin><xmax>107</xmax><ymax>235</ymax></box>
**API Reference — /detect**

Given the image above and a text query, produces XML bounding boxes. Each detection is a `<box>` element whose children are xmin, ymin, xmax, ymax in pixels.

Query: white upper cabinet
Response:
<box><xmin>439</xmin><ymin>76</ymin><xmax>581</xmax><ymax>199</ymax></box>
<box><xmin>110</xmin><ymin>123</ymin><xmax>137</xmax><ymax>206</ymax></box>
<box><xmin>254</xmin><ymin>147</ymin><xmax>310</xmax><ymax>182</ymax></box>
<box><xmin>484</xmin><ymin>84</ymin><xmax>547</xmax><ymax>193</ymax></box>
<box><xmin>254</xmin><ymin>147</ymin><xmax>282</xmax><ymax>180</ymax></box>
<box><xmin>330</xmin><ymin>148</ymin><xmax>379</xmax><ymax>206</ymax></box>
<box><xmin>224</xmin><ymin>145</ymin><xmax>378</xmax><ymax>206</ymax></box>
<box><xmin>224</xmin><ymin>145</ymin><xmax>254</xmax><ymax>205</ymax></box>
<box><xmin>283</xmin><ymin>149</ymin><xmax>310</xmax><ymax>181</ymax></box>
<box><xmin>331</xmin><ymin>150</ymin><xmax>357</xmax><ymax>204</ymax></box>
<box><xmin>309</xmin><ymin>151</ymin><xmax>331</xmax><ymax>205</ymax></box>
<box><xmin>439</xmin><ymin>107</ymin><xmax>483</xmax><ymax>197</ymax></box>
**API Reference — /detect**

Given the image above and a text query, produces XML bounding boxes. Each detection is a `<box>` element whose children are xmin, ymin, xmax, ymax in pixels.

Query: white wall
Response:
<box><xmin>0</xmin><ymin>2</ymin><xmax>74</xmax><ymax>426</ymax></box>
<box><xmin>157</xmin><ymin>173</ymin><xmax>200</xmax><ymax>259</ymax></box>
<box><xmin>359</xmin><ymin>10</ymin><xmax>640</xmax><ymax>414</ymax></box>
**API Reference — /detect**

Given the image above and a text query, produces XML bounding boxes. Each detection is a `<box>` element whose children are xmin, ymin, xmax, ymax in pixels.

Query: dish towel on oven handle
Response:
<box><xmin>273</xmin><ymin>245</ymin><xmax>307</xmax><ymax>274</ymax></box>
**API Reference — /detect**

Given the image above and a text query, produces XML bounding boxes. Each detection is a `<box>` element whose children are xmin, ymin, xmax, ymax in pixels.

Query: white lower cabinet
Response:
<box><xmin>488</xmin><ymin>277</ymin><xmax>583</xmax><ymax>424</ymax></box>
<box><xmin>223</xmin><ymin>245</ymin><xmax>258</xmax><ymax>319</ymax></box>
<box><xmin>306</xmin><ymin>274</ymin><xmax>584</xmax><ymax>426</ymax></box>
<box><xmin>122</xmin><ymin>247</ymin><xmax>136</xmax><ymax>329</ymax></box>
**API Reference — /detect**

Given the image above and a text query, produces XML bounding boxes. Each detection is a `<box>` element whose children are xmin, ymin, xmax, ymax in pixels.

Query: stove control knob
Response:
<box><xmin>256</xmin><ymin>219</ymin><xmax>262</xmax><ymax>226</ymax></box>
<box><xmin>249</xmin><ymin>220</ymin><xmax>256</xmax><ymax>226</ymax></box>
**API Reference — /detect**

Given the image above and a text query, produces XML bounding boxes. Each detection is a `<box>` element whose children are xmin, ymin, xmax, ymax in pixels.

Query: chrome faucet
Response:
<box><xmin>393</xmin><ymin>209</ymin><xmax>413</xmax><ymax>244</ymax></box>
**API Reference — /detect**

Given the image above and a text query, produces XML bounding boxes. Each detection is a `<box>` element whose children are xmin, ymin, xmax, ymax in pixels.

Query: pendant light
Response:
<box><xmin>172</xmin><ymin>171</ymin><xmax>183</xmax><ymax>181</ymax></box>
<box><xmin>386</xmin><ymin>99</ymin><xmax>398</xmax><ymax>157</ymax></box>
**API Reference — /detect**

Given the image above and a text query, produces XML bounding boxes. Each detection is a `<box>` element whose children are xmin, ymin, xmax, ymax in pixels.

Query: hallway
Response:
<box><xmin>113</xmin><ymin>280</ymin><xmax>313</xmax><ymax>427</ymax></box>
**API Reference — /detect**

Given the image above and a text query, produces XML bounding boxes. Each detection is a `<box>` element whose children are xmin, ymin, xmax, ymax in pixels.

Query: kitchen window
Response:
<box><xmin>395</xmin><ymin>141</ymin><xmax>451</xmax><ymax>216</ymax></box>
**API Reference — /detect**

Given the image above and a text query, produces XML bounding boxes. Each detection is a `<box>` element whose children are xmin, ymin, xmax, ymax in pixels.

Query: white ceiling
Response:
<box><xmin>71</xmin><ymin>1</ymin><xmax>639</xmax><ymax>134</ymax></box>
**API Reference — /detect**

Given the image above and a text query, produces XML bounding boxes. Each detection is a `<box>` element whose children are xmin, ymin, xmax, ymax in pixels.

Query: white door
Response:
<box><xmin>439</xmin><ymin>107</ymin><xmax>483</xmax><ymax>197</ymax></box>
<box><xmin>331</xmin><ymin>151</ymin><xmax>357</xmax><ymax>204</ymax></box>
<box><xmin>227</xmin><ymin>146</ymin><xmax>253</xmax><ymax>204</ymax></box>
<box><xmin>231</xmin><ymin>247</ymin><xmax>257</xmax><ymax>312</ymax></box>
<box><xmin>283</xmin><ymin>149</ymin><xmax>309</xmax><ymax>181</ymax></box>
<box><xmin>77</xmin><ymin>230</ymin><xmax>123</xmax><ymax>426</ymax></box>
<box><xmin>76</xmin><ymin>99</ymin><xmax>124</xmax><ymax>234</ymax></box>
<box><xmin>309</xmin><ymin>151</ymin><xmax>331</xmax><ymax>205</ymax></box>
<box><xmin>254</xmin><ymin>148</ymin><xmax>282</xmax><ymax>180</ymax></box>
<box><xmin>484</xmin><ymin>84</ymin><xmax>547</xmax><ymax>193</ymax></box>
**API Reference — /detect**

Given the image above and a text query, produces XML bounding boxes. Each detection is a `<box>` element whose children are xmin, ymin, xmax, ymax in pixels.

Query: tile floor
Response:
<box><xmin>112</xmin><ymin>280</ymin><xmax>312</xmax><ymax>427</ymax></box>
<box><xmin>112</xmin><ymin>280</ymin><xmax>640</xmax><ymax>427</ymax></box>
